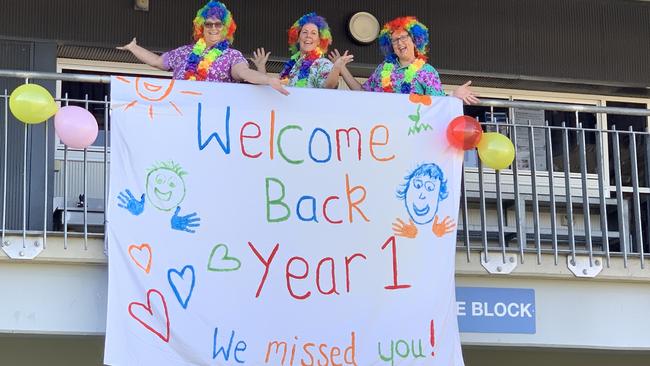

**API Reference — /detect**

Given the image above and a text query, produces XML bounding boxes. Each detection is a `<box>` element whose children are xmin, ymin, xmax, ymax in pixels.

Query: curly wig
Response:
<box><xmin>378</xmin><ymin>16</ymin><xmax>429</xmax><ymax>61</ymax></box>
<box><xmin>192</xmin><ymin>1</ymin><xmax>236</xmax><ymax>44</ymax></box>
<box><xmin>287</xmin><ymin>12</ymin><xmax>332</xmax><ymax>55</ymax></box>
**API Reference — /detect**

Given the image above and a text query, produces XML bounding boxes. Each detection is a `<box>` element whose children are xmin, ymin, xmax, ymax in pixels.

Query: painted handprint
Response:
<box><xmin>117</xmin><ymin>189</ymin><xmax>145</xmax><ymax>216</ymax></box>
<box><xmin>392</xmin><ymin>218</ymin><xmax>418</xmax><ymax>238</ymax></box>
<box><xmin>431</xmin><ymin>215</ymin><xmax>456</xmax><ymax>237</ymax></box>
<box><xmin>171</xmin><ymin>206</ymin><xmax>201</xmax><ymax>233</ymax></box>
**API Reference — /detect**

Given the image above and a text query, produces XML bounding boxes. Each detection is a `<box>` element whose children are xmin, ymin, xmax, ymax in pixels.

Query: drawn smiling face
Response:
<box><xmin>146</xmin><ymin>168</ymin><xmax>186</xmax><ymax>211</ymax></box>
<box><xmin>405</xmin><ymin>175</ymin><xmax>441</xmax><ymax>225</ymax></box>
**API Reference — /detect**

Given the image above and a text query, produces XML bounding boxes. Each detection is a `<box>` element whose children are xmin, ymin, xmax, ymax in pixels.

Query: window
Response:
<box><xmin>606</xmin><ymin>101</ymin><xmax>649</xmax><ymax>187</ymax></box>
<box><xmin>462</xmin><ymin>101</ymin><xmax>597</xmax><ymax>174</ymax></box>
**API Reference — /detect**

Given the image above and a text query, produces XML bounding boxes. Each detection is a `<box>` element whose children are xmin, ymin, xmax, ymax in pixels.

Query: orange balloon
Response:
<box><xmin>447</xmin><ymin>116</ymin><xmax>483</xmax><ymax>150</ymax></box>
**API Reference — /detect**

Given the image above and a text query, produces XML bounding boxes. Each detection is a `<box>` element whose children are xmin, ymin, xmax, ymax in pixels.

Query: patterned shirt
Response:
<box><xmin>285</xmin><ymin>57</ymin><xmax>334</xmax><ymax>88</ymax></box>
<box><xmin>162</xmin><ymin>45</ymin><xmax>247</xmax><ymax>82</ymax></box>
<box><xmin>362</xmin><ymin>61</ymin><xmax>445</xmax><ymax>96</ymax></box>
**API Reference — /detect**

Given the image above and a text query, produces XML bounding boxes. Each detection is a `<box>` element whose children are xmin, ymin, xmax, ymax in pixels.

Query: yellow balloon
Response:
<box><xmin>476</xmin><ymin>132</ymin><xmax>515</xmax><ymax>170</ymax></box>
<box><xmin>9</xmin><ymin>84</ymin><xmax>58</xmax><ymax>124</ymax></box>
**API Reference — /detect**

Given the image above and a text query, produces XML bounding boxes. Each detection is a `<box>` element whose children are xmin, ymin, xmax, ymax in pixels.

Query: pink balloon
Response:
<box><xmin>54</xmin><ymin>106</ymin><xmax>99</xmax><ymax>149</ymax></box>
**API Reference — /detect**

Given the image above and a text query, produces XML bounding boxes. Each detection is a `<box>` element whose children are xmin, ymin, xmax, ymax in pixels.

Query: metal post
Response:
<box><xmin>628</xmin><ymin>127</ymin><xmax>644</xmax><ymax>268</ymax></box>
<box><xmin>528</xmin><ymin>121</ymin><xmax>541</xmax><ymax>264</ymax></box>
<box><xmin>545</xmin><ymin>123</ymin><xmax>559</xmax><ymax>265</ymax></box>
<box><xmin>578</xmin><ymin>118</ymin><xmax>593</xmax><ymax>266</ymax></box>
<box><xmin>612</xmin><ymin>130</ymin><xmax>629</xmax><ymax>267</ymax></box>
<box><xmin>595</xmin><ymin>129</ymin><xmax>610</xmax><ymax>266</ymax></box>
<box><xmin>561</xmin><ymin>122</ymin><xmax>576</xmax><ymax>264</ymax></box>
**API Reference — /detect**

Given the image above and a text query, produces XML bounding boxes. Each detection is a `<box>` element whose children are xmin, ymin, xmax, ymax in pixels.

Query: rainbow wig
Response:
<box><xmin>192</xmin><ymin>1</ymin><xmax>236</xmax><ymax>44</ymax></box>
<box><xmin>287</xmin><ymin>12</ymin><xmax>332</xmax><ymax>55</ymax></box>
<box><xmin>378</xmin><ymin>16</ymin><xmax>429</xmax><ymax>61</ymax></box>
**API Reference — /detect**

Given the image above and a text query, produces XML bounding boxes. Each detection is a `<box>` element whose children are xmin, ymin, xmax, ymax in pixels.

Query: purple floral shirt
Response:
<box><xmin>363</xmin><ymin>61</ymin><xmax>445</xmax><ymax>96</ymax></box>
<box><xmin>162</xmin><ymin>44</ymin><xmax>247</xmax><ymax>82</ymax></box>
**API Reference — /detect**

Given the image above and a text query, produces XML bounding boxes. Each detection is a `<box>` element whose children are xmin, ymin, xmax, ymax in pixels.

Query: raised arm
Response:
<box><xmin>231</xmin><ymin>62</ymin><xmax>289</xmax><ymax>96</ymax></box>
<box><xmin>328</xmin><ymin>49</ymin><xmax>362</xmax><ymax>91</ymax></box>
<box><xmin>117</xmin><ymin>38</ymin><xmax>166</xmax><ymax>70</ymax></box>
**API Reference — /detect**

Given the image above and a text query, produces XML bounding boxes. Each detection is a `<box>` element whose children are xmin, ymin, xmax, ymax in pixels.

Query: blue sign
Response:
<box><xmin>456</xmin><ymin>287</ymin><xmax>536</xmax><ymax>334</ymax></box>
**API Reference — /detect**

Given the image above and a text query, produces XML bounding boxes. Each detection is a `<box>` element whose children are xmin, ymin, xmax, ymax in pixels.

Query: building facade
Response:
<box><xmin>1</xmin><ymin>1</ymin><xmax>650</xmax><ymax>365</ymax></box>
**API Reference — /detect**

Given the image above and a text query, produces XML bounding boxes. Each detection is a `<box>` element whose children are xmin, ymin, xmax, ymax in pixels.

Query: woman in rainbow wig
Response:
<box><xmin>252</xmin><ymin>12</ymin><xmax>342</xmax><ymax>89</ymax></box>
<box><xmin>331</xmin><ymin>16</ymin><xmax>478</xmax><ymax>103</ymax></box>
<box><xmin>117</xmin><ymin>1</ymin><xmax>287</xmax><ymax>94</ymax></box>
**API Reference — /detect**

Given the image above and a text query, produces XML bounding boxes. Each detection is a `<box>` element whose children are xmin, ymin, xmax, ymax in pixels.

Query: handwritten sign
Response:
<box><xmin>105</xmin><ymin>76</ymin><xmax>465</xmax><ymax>365</ymax></box>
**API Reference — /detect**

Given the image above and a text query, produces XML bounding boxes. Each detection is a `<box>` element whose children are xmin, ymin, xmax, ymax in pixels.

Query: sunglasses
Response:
<box><xmin>203</xmin><ymin>22</ymin><xmax>223</xmax><ymax>29</ymax></box>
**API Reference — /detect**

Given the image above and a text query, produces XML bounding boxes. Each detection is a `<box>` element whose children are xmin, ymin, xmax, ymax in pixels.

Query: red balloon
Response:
<box><xmin>446</xmin><ymin>115</ymin><xmax>483</xmax><ymax>150</ymax></box>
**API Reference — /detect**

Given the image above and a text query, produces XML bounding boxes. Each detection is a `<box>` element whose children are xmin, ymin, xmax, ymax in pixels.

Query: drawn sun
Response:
<box><xmin>116</xmin><ymin>76</ymin><xmax>202</xmax><ymax>120</ymax></box>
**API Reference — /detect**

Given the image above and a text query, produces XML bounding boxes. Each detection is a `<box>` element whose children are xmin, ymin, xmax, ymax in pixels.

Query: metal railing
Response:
<box><xmin>1</xmin><ymin>69</ymin><xmax>649</xmax><ymax>272</ymax></box>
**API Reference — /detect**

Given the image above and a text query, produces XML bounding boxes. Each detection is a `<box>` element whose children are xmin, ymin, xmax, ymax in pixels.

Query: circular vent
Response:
<box><xmin>348</xmin><ymin>12</ymin><xmax>380</xmax><ymax>44</ymax></box>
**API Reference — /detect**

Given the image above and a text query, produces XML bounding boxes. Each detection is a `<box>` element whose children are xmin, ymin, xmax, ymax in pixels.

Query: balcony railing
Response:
<box><xmin>1</xmin><ymin>69</ymin><xmax>649</xmax><ymax>274</ymax></box>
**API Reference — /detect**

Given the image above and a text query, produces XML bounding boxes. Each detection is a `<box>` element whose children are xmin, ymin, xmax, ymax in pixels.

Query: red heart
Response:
<box><xmin>128</xmin><ymin>289</ymin><xmax>170</xmax><ymax>342</ymax></box>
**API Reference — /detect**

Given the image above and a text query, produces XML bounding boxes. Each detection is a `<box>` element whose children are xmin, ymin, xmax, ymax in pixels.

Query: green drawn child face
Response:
<box><xmin>146</xmin><ymin>168</ymin><xmax>186</xmax><ymax>211</ymax></box>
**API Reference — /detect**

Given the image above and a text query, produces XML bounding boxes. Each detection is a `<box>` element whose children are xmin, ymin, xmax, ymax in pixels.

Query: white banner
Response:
<box><xmin>105</xmin><ymin>76</ymin><xmax>465</xmax><ymax>366</ymax></box>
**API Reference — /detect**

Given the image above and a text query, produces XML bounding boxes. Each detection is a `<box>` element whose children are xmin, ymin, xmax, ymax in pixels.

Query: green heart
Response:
<box><xmin>207</xmin><ymin>244</ymin><xmax>241</xmax><ymax>272</ymax></box>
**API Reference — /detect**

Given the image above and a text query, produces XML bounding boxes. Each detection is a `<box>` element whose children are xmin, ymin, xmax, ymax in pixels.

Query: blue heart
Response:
<box><xmin>167</xmin><ymin>265</ymin><xmax>196</xmax><ymax>309</ymax></box>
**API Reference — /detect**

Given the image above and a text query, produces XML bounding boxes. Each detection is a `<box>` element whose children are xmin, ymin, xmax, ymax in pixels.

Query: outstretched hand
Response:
<box><xmin>117</xmin><ymin>37</ymin><xmax>137</xmax><ymax>51</ymax></box>
<box><xmin>432</xmin><ymin>215</ymin><xmax>456</xmax><ymax>237</ymax></box>
<box><xmin>117</xmin><ymin>189</ymin><xmax>145</xmax><ymax>216</ymax></box>
<box><xmin>392</xmin><ymin>218</ymin><xmax>418</xmax><ymax>238</ymax></box>
<box><xmin>251</xmin><ymin>47</ymin><xmax>270</xmax><ymax>73</ymax></box>
<box><xmin>171</xmin><ymin>206</ymin><xmax>201</xmax><ymax>233</ymax></box>
<box><xmin>452</xmin><ymin>81</ymin><xmax>480</xmax><ymax>105</ymax></box>
<box><xmin>328</xmin><ymin>49</ymin><xmax>354</xmax><ymax>70</ymax></box>
<box><xmin>268</xmin><ymin>77</ymin><xmax>290</xmax><ymax>96</ymax></box>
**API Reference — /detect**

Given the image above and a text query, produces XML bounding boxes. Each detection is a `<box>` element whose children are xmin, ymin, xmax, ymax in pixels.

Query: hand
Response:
<box><xmin>392</xmin><ymin>218</ymin><xmax>418</xmax><ymax>238</ymax></box>
<box><xmin>117</xmin><ymin>37</ymin><xmax>137</xmax><ymax>51</ymax></box>
<box><xmin>171</xmin><ymin>206</ymin><xmax>201</xmax><ymax>233</ymax></box>
<box><xmin>452</xmin><ymin>81</ymin><xmax>480</xmax><ymax>105</ymax></box>
<box><xmin>251</xmin><ymin>47</ymin><xmax>270</xmax><ymax>73</ymax></box>
<box><xmin>268</xmin><ymin>77</ymin><xmax>289</xmax><ymax>96</ymax></box>
<box><xmin>432</xmin><ymin>215</ymin><xmax>456</xmax><ymax>237</ymax></box>
<box><xmin>328</xmin><ymin>49</ymin><xmax>354</xmax><ymax>70</ymax></box>
<box><xmin>117</xmin><ymin>189</ymin><xmax>145</xmax><ymax>216</ymax></box>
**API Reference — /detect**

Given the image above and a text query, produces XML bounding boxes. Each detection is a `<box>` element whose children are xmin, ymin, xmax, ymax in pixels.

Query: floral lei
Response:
<box><xmin>184</xmin><ymin>38</ymin><xmax>230</xmax><ymax>81</ymax></box>
<box><xmin>279</xmin><ymin>49</ymin><xmax>323</xmax><ymax>87</ymax></box>
<box><xmin>380</xmin><ymin>57</ymin><xmax>426</xmax><ymax>93</ymax></box>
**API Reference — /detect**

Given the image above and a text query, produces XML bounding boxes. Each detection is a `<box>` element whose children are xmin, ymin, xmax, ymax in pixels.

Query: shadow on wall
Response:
<box><xmin>463</xmin><ymin>346</ymin><xmax>650</xmax><ymax>366</ymax></box>
<box><xmin>0</xmin><ymin>335</ymin><xmax>105</xmax><ymax>366</ymax></box>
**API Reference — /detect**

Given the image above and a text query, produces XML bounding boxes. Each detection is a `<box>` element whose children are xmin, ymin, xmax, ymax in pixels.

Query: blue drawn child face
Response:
<box><xmin>146</xmin><ymin>168</ymin><xmax>186</xmax><ymax>211</ymax></box>
<box><xmin>405</xmin><ymin>175</ymin><xmax>441</xmax><ymax>225</ymax></box>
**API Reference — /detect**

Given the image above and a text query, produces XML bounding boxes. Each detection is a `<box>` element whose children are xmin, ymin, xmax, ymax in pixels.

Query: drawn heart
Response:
<box><xmin>128</xmin><ymin>243</ymin><xmax>152</xmax><ymax>274</ymax></box>
<box><xmin>207</xmin><ymin>244</ymin><xmax>241</xmax><ymax>272</ymax></box>
<box><xmin>128</xmin><ymin>289</ymin><xmax>170</xmax><ymax>342</ymax></box>
<box><xmin>167</xmin><ymin>265</ymin><xmax>196</xmax><ymax>309</ymax></box>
